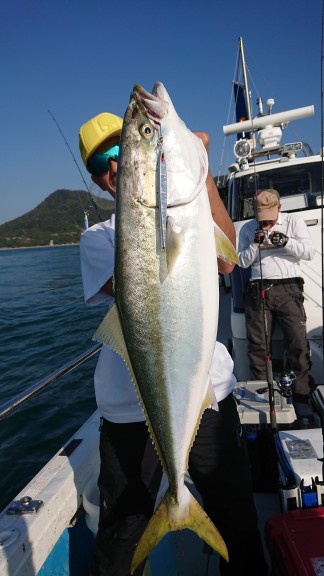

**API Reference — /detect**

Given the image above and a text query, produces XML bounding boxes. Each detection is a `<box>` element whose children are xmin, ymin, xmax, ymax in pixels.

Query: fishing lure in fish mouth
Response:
<box><xmin>156</xmin><ymin>125</ymin><xmax>168</xmax><ymax>250</ymax></box>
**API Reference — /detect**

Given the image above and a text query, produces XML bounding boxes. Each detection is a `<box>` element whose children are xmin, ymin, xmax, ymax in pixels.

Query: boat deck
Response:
<box><xmin>0</xmin><ymin>283</ymin><xmax>322</xmax><ymax>575</ymax></box>
<box><xmin>149</xmin><ymin>478</ymin><xmax>280</xmax><ymax>575</ymax></box>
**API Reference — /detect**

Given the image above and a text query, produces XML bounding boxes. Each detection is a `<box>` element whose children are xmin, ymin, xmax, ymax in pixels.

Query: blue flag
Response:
<box><xmin>233</xmin><ymin>82</ymin><xmax>248</xmax><ymax>140</ymax></box>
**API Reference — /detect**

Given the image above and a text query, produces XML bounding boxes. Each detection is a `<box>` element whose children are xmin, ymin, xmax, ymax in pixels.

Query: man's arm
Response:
<box><xmin>237</xmin><ymin>221</ymin><xmax>260</xmax><ymax>269</ymax></box>
<box><xmin>195</xmin><ymin>131</ymin><xmax>236</xmax><ymax>274</ymax></box>
<box><xmin>280</xmin><ymin>215</ymin><xmax>316</xmax><ymax>261</ymax></box>
<box><xmin>207</xmin><ymin>171</ymin><xmax>236</xmax><ymax>274</ymax></box>
<box><xmin>80</xmin><ymin>225</ymin><xmax>115</xmax><ymax>304</ymax></box>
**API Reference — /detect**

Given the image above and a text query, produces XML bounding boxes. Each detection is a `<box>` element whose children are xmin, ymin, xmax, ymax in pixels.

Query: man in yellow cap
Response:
<box><xmin>238</xmin><ymin>188</ymin><xmax>317</xmax><ymax>426</ymax></box>
<box><xmin>78</xmin><ymin>114</ymin><xmax>268</xmax><ymax>576</ymax></box>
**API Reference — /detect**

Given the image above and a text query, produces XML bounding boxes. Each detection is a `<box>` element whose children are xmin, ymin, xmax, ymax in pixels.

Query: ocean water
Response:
<box><xmin>0</xmin><ymin>245</ymin><xmax>106</xmax><ymax>510</ymax></box>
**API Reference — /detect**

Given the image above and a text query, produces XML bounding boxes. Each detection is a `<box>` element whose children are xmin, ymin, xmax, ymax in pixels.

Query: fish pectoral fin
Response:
<box><xmin>214</xmin><ymin>224</ymin><xmax>240</xmax><ymax>265</ymax></box>
<box><xmin>92</xmin><ymin>303</ymin><xmax>136</xmax><ymax>385</ymax></box>
<box><xmin>131</xmin><ymin>485</ymin><xmax>228</xmax><ymax>574</ymax></box>
<box><xmin>166</xmin><ymin>216</ymin><xmax>184</xmax><ymax>274</ymax></box>
<box><xmin>203</xmin><ymin>380</ymin><xmax>219</xmax><ymax>411</ymax></box>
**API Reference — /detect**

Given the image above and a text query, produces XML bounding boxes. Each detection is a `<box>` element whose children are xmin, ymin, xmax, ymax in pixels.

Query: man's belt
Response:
<box><xmin>250</xmin><ymin>277</ymin><xmax>304</xmax><ymax>287</ymax></box>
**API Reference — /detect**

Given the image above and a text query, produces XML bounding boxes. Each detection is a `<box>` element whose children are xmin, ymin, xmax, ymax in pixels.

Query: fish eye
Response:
<box><xmin>140</xmin><ymin>123</ymin><xmax>153</xmax><ymax>138</ymax></box>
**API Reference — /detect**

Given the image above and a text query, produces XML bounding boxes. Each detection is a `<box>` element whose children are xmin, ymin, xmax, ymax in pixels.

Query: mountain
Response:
<box><xmin>0</xmin><ymin>189</ymin><xmax>115</xmax><ymax>249</ymax></box>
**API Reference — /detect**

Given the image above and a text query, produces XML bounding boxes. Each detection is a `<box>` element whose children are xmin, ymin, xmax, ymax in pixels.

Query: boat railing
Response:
<box><xmin>0</xmin><ymin>343</ymin><xmax>102</xmax><ymax>421</ymax></box>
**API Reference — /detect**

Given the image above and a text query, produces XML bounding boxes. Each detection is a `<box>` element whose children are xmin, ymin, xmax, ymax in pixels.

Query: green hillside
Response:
<box><xmin>0</xmin><ymin>189</ymin><xmax>114</xmax><ymax>248</ymax></box>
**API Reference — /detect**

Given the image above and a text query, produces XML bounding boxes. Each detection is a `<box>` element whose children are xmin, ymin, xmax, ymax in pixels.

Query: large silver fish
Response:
<box><xmin>93</xmin><ymin>82</ymin><xmax>238</xmax><ymax>573</ymax></box>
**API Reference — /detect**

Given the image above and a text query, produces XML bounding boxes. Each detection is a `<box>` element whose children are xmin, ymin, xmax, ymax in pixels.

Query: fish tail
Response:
<box><xmin>131</xmin><ymin>485</ymin><xmax>228</xmax><ymax>574</ymax></box>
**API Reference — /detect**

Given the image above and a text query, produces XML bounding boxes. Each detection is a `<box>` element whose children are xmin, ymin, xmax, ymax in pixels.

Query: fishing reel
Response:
<box><xmin>255</xmin><ymin>370</ymin><xmax>296</xmax><ymax>398</ymax></box>
<box><xmin>274</xmin><ymin>370</ymin><xmax>296</xmax><ymax>398</ymax></box>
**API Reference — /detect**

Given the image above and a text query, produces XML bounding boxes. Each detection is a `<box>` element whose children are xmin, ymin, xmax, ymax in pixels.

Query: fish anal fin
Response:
<box><xmin>214</xmin><ymin>224</ymin><xmax>239</xmax><ymax>265</ymax></box>
<box><xmin>93</xmin><ymin>305</ymin><xmax>169</xmax><ymax>477</ymax></box>
<box><xmin>92</xmin><ymin>304</ymin><xmax>136</xmax><ymax>385</ymax></box>
<box><xmin>131</xmin><ymin>485</ymin><xmax>228</xmax><ymax>574</ymax></box>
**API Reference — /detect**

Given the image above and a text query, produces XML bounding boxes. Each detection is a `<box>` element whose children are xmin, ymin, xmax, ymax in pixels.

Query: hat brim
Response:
<box><xmin>87</xmin><ymin>129</ymin><xmax>122</xmax><ymax>168</ymax></box>
<box><xmin>257</xmin><ymin>207</ymin><xmax>279</xmax><ymax>221</ymax></box>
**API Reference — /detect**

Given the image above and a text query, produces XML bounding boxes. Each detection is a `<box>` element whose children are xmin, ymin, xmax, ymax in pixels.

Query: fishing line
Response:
<box><xmin>6</xmin><ymin>295</ymin><xmax>86</xmax><ymax>324</ymax></box>
<box><xmin>320</xmin><ymin>0</ymin><xmax>324</xmax><ymax>370</ymax></box>
<box><xmin>237</xmin><ymin>37</ymin><xmax>278</xmax><ymax>430</ymax></box>
<box><xmin>254</xmin><ymin>194</ymin><xmax>277</xmax><ymax>431</ymax></box>
<box><xmin>48</xmin><ymin>109</ymin><xmax>103</xmax><ymax>223</ymax></box>
<box><xmin>216</xmin><ymin>46</ymin><xmax>240</xmax><ymax>188</ymax></box>
<box><xmin>250</xmin><ymin>143</ymin><xmax>277</xmax><ymax>431</ymax></box>
<box><xmin>316</xmin><ymin>0</ymin><xmax>324</xmax><ymax>481</ymax></box>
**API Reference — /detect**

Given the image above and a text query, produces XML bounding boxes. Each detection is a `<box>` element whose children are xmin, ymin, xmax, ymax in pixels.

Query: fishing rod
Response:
<box><xmin>320</xmin><ymin>0</ymin><xmax>324</xmax><ymax>379</ymax></box>
<box><xmin>0</xmin><ymin>344</ymin><xmax>102</xmax><ymax>421</ymax></box>
<box><xmin>240</xmin><ymin>35</ymin><xmax>290</xmax><ymax>430</ymax></box>
<box><xmin>254</xmin><ymin>206</ymin><xmax>278</xmax><ymax>432</ymax></box>
<box><xmin>48</xmin><ymin>109</ymin><xmax>103</xmax><ymax>223</ymax></box>
<box><xmin>237</xmin><ymin>40</ymin><xmax>279</xmax><ymax>431</ymax></box>
<box><xmin>312</xmin><ymin>0</ymin><xmax>324</xmax><ymax>483</ymax></box>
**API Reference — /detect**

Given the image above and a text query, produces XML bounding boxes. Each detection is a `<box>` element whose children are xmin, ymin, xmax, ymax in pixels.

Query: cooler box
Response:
<box><xmin>276</xmin><ymin>428</ymin><xmax>324</xmax><ymax>511</ymax></box>
<box><xmin>277</xmin><ymin>429</ymin><xmax>324</xmax><ymax>487</ymax></box>
<box><xmin>266</xmin><ymin>507</ymin><xmax>324</xmax><ymax>576</ymax></box>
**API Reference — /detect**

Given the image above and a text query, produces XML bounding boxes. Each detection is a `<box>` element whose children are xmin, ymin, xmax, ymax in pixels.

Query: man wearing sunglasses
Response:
<box><xmin>79</xmin><ymin>113</ymin><xmax>267</xmax><ymax>576</ymax></box>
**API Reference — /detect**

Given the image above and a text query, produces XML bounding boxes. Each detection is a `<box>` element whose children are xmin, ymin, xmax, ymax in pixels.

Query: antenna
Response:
<box><xmin>223</xmin><ymin>105</ymin><xmax>315</xmax><ymax>136</ymax></box>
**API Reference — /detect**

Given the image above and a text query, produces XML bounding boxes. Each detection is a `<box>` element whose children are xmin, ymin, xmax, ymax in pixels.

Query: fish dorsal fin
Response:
<box><xmin>214</xmin><ymin>224</ymin><xmax>240</xmax><ymax>265</ymax></box>
<box><xmin>92</xmin><ymin>303</ymin><xmax>137</xmax><ymax>385</ymax></box>
<box><xmin>166</xmin><ymin>216</ymin><xmax>185</xmax><ymax>274</ymax></box>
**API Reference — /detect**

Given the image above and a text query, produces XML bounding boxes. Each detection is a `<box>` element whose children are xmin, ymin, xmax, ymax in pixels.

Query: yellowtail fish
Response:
<box><xmin>93</xmin><ymin>82</ymin><xmax>238</xmax><ymax>573</ymax></box>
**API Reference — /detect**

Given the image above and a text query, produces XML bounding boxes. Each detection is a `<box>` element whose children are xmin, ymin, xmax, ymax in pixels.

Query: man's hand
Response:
<box><xmin>194</xmin><ymin>131</ymin><xmax>210</xmax><ymax>154</ymax></box>
<box><xmin>270</xmin><ymin>232</ymin><xmax>289</xmax><ymax>247</ymax></box>
<box><xmin>254</xmin><ymin>228</ymin><xmax>265</xmax><ymax>244</ymax></box>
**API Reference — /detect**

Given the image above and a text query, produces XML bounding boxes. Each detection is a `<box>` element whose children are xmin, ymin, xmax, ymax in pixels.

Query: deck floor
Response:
<box><xmin>148</xmin><ymin>472</ymin><xmax>280</xmax><ymax>575</ymax></box>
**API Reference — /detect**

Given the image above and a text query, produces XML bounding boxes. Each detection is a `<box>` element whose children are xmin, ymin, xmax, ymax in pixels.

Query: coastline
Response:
<box><xmin>0</xmin><ymin>243</ymin><xmax>80</xmax><ymax>251</ymax></box>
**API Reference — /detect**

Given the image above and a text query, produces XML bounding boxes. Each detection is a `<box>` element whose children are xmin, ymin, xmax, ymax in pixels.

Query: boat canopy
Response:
<box><xmin>227</xmin><ymin>160</ymin><xmax>323</xmax><ymax>221</ymax></box>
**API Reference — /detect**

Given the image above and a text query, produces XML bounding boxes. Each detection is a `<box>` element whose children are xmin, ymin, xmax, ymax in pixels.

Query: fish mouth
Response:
<box><xmin>132</xmin><ymin>82</ymin><xmax>168</xmax><ymax>125</ymax></box>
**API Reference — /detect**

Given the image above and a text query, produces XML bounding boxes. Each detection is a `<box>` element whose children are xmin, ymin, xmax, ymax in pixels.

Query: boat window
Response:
<box><xmin>229</xmin><ymin>162</ymin><xmax>322</xmax><ymax>221</ymax></box>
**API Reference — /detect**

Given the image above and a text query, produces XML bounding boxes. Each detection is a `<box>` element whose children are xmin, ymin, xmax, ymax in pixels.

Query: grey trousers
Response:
<box><xmin>244</xmin><ymin>281</ymin><xmax>314</xmax><ymax>396</ymax></box>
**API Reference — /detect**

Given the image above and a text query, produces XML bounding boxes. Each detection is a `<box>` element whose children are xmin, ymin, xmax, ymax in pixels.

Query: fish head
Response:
<box><xmin>117</xmin><ymin>92</ymin><xmax>158</xmax><ymax>209</ymax></box>
<box><xmin>125</xmin><ymin>82</ymin><xmax>209</xmax><ymax>207</ymax></box>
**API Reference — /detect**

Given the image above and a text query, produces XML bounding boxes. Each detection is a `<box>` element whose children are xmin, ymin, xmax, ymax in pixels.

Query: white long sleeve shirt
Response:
<box><xmin>237</xmin><ymin>212</ymin><xmax>315</xmax><ymax>281</ymax></box>
<box><xmin>80</xmin><ymin>218</ymin><xmax>236</xmax><ymax>422</ymax></box>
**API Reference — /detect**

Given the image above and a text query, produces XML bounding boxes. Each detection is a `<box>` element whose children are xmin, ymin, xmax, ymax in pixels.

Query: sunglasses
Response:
<box><xmin>88</xmin><ymin>144</ymin><xmax>119</xmax><ymax>177</ymax></box>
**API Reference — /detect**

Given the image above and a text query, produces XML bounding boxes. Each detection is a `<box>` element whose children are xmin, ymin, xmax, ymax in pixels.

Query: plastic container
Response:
<box><xmin>266</xmin><ymin>507</ymin><xmax>324</xmax><ymax>575</ymax></box>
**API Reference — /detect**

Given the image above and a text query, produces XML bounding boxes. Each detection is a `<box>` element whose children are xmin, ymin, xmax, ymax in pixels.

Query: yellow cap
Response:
<box><xmin>79</xmin><ymin>112</ymin><xmax>123</xmax><ymax>170</ymax></box>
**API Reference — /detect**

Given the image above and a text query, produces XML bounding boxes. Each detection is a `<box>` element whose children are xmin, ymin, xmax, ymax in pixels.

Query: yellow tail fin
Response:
<box><xmin>131</xmin><ymin>485</ymin><xmax>228</xmax><ymax>574</ymax></box>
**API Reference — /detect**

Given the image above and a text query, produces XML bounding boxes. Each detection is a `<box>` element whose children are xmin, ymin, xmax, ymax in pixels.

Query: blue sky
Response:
<box><xmin>1</xmin><ymin>0</ymin><xmax>322</xmax><ymax>224</ymax></box>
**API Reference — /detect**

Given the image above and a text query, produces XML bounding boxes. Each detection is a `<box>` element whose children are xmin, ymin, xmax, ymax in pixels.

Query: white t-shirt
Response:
<box><xmin>80</xmin><ymin>218</ymin><xmax>236</xmax><ymax>423</ymax></box>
